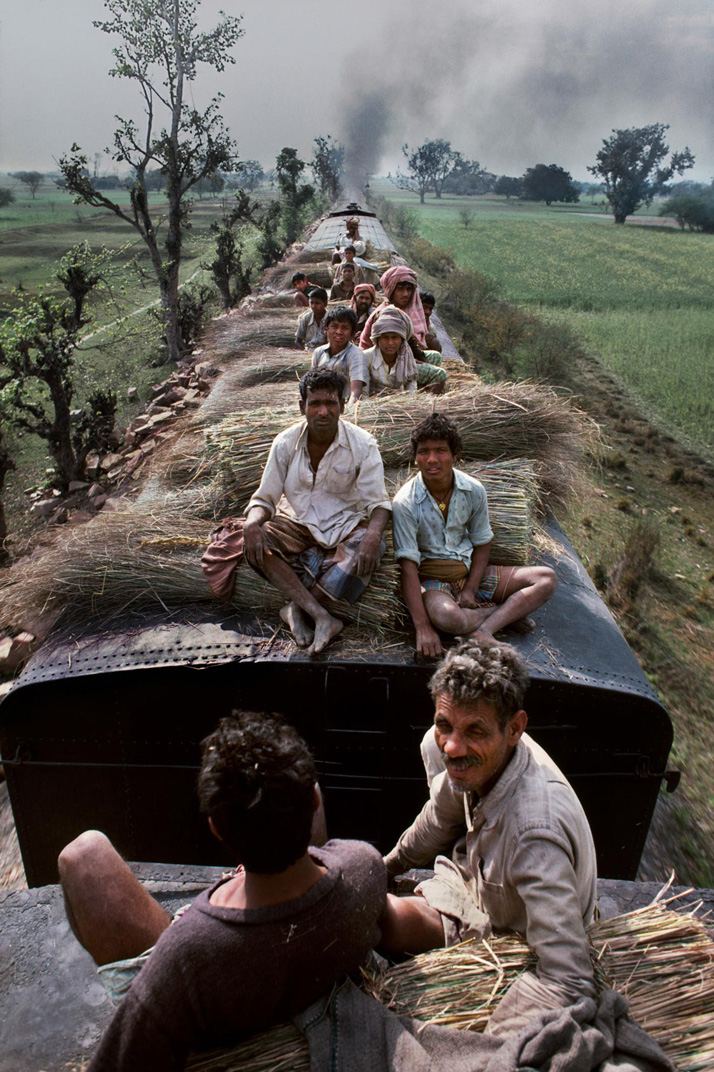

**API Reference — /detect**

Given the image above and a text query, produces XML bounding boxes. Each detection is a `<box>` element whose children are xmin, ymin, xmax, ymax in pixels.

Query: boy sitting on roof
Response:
<box><xmin>291</xmin><ymin>271</ymin><xmax>320</xmax><ymax>308</ymax></box>
<box><xmin>393</xmin><ymin>413</ymin><xmax>557</xmax><ymax>656</ymax></box>
<box><xmin>363</xmin><ymin>306</ymin><xmax>447</xmax><ymax>396</ymax></box>
<box><xmin>311</xmin><ymin>306</ymin><xmax>368</xmax><ymax>406</ymax></box>
<box><xmin>295</xmin><ymin>287</ymin><xmax>328</xmax><ymax>350</ymax></box>
<box><xmin>329</xmin><ymin>261</ymin><xmax>358</xmax><ymax>301</ymax></box>
<box><xmin>350</xmin><ymin>282</ymin><xmax>377</xmax><ymax>340</ymax></box>
<box><xmin>202</xmin><ymin>368</ymin><xmax>390</xmax><ymax>654</ymax></box>
<box><xmin>60</xmin><ymin>711</ymin><xmax>386</xmax><ymax>1071</ymax></box>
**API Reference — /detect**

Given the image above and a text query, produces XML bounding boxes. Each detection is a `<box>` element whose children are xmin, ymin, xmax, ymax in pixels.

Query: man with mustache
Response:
<box><xmin>380</xmin><ymin>638</ymin><xmax>597</xmax><ymax>1038</ymax></box>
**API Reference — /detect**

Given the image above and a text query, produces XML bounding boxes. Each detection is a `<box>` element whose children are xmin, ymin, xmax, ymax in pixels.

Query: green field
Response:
<box><xmin>376</xmin><ymin>186</ymin><xmax>714</xmax><ymax>454</ymax></box>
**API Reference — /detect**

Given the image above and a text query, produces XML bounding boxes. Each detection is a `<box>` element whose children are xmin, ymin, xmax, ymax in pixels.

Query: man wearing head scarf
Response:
<box><xmin>360</xmin><ymin>267</ymin><xmax>429</xmax><ymax>348</ymax></box>
<box><xmin>364</xmin><ymin>306</ymin><xmax>448</xmax><ymax>396</ymax></box>
<box><xmin>350</xmin><ymin>283</ymin><xmax>377</xmax><ymax>341</ymax></box>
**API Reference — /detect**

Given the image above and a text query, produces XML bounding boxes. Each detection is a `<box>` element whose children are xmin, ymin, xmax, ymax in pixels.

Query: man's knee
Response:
<box><xmin>534</xmin><ymin>566</ymin><xmax>558</xmax><ymax>598</ymax></box>
<box><xmin>428</xmin><ymin>599</ymin><xmax>466</xmax><ymax>634</ymax></box>
<box><xmin>58</xmin><ymin>830</ymin><xmax>115</xmax><ymax>881</ymax></box>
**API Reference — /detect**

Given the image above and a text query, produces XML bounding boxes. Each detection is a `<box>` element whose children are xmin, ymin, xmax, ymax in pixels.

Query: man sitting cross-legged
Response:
<box><xmin>311</xmin><ymin>305</ymin><xmax>368</xmax><ymax>406</ymax></box>
<box><xmin>393</xmin><ymin>413</ymin><xmax>557</xmax><ymax>657</ymax></box>
<box><xmin>202</xmin><ymin>368</ymin><xmax>390</xmax><ymax>654</ymax></box>
<box><xmin>380</xmin><ymin>638</ymin><xmax>597</xmax><ymax>1038</ymax></box>
<box><xmin>60</xmin><ymin>711</ymin><xmax>386</xmax><ymax>1072</ymax></box>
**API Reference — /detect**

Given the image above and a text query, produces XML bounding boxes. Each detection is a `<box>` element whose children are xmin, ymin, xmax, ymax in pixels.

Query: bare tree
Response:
<box><xmin>60</xmin><ymin>0</ymin><xmax>243</xmax><ymax>362</ymax></box>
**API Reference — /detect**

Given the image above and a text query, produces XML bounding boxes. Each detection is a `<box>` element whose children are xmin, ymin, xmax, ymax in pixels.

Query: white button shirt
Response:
<box><xmin>247</xmin><ymin>419</ymin><xmax>391</xmax><ymax>548</ymax></box>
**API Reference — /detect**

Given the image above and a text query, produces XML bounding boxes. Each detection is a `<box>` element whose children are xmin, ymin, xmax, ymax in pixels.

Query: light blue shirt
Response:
<box><xmin>392</xmin><ymin>469</ymin><xmax>494</xmax><ymax>567</ymax></box>
<box><xmin>311</xmin><ymin>341</ymin><xmax>368</xmax><ymax>398</ymax></box>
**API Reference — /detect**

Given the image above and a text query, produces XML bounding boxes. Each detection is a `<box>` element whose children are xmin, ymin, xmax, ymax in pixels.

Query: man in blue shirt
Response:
<box><xmin>392</xmin><ymin>413</ymin><xmax>557</xmax><ymax>656</ymax></box>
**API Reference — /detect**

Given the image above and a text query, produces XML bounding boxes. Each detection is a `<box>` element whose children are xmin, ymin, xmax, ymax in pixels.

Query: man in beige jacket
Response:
<box><xmin>381</xmin><ymin>637</ymin><xmax>597</xmax><ymax>1038</ymax></box>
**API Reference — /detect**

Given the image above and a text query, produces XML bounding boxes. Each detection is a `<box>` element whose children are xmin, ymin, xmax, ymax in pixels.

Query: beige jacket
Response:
<box><xmin>385</xmin><ymin>732</ymin><xmax>597</xmax><ymax>1037</ymax></box>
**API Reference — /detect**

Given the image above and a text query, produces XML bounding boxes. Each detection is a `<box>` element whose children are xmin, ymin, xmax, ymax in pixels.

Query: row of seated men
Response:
<box><xmin>292</xmin><ymin>262</ymin><xmax>448</xmax><ymax>400</ymax></box>
<box><xmin>56</xmin><ymin>368</ymin><xmax>670</xmax><ymax>1070</ymax></box>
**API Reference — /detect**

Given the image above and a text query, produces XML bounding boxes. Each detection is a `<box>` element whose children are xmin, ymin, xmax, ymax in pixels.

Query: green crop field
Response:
<box><xmin>376</xmin><ymin>186</ymin><xmax>714</xmax><ymax>455</ymax></box>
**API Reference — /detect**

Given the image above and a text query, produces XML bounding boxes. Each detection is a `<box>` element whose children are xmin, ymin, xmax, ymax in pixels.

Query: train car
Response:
<box><xmin>0</xmin><ymin>206</ymin><xmax>677</xmax><ymax>888</ymax></box>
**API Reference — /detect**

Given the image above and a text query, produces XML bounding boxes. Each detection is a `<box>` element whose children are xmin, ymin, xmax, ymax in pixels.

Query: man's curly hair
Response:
<box><xmin>198</xmin><ymin>712</ymin><xmax>317</xmax><ymax>874</ymax></box>
<box><xmin>410</xmin><ymin>413</ymin><xmax>463</xmax><ymax>460</ymax></box>
<box><xmin>429</xmin><ymin>638</ymin><xmax>530</xmax><ymax>729</ymax></box>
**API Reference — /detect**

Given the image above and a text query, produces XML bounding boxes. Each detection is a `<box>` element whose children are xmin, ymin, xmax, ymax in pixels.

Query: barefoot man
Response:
<box><xmin>393</xmin><ymin>413</ymin><xmax>557</xmax><ymax>657</ymax></box>
<box><xmin>202</xmin><ymin>369</ymin><xmax>390</xmax><ymax>654</ymax></box>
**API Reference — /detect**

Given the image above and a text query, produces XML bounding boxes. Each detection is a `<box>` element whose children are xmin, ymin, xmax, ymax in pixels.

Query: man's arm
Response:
<box><xmin>244</xmin><ymin>436</ymin><xmax>291</xmax><ymax>569</ymax></box>
<box><xmin>243</xmin><ymin>505</ymin><xmax>272</xmax><ymax>570</ymax></box>
<box><xmin>400</xmin><ymin>559</ymin><xmax>443</xmax><ymax>657</ymax></box>
<box><xmin>457</xmin><ymin>540</ymin><xmax>492</xmax><ymax>609</ymax></box>
<box><xmin>485</xmin><ymin>836</ymin><xmax>596</xmax><ymax>1038</ymax></box>
<box><xmin>353</xmin><ymin>506</ymin><xmax>390</xmax><ymax>576</ymax></box>
<box><xmin>384</xmin><ymin>771</ymin><xmax>466</xmax><ymax>877</ymax></box>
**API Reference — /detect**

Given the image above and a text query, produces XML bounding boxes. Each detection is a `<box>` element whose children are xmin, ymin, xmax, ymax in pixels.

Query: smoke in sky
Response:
<box><xmin>338</xmin><ymin>0</ymin><xmax>714</xmax><ymax>183</ymax></box>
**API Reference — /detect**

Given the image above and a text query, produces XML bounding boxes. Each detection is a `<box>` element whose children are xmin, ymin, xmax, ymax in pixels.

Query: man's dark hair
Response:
<box><xmin>344</xmin><ymin>245</ymin><xmax>356</xmax><ymax>254</ymax></box>
<box><xmin>299</xmin><ymin>367</ymin><xmax>347</xmax><ymax>400</ymax></box>
<box><xmin>309</xmin><ymin>287</ymin><xmax>328</xmax><ymax>303</ymax></box>
<box><xmin>420</xmin><ymin>291</ymin><xmax>436</xmax><ymax>307</ymax></box>
<box><xmin>429</xmin><ymin>639</ymin><xmax>530</xmax><ymax>730</ymax></box>
<box><xmin>291</xmin><ymin>271</ymin><xmax>307</xmax><ymax>284</ymax></box>
<box><xmin>198</xmin><ymin>712</ymin><xmax>317</xmax><ymax>874</ymax></box>
<box><xmin>324</xmin><ymin>305</ymin><xmax>358</xmax><ymax>330</ymax></box>
<box><xmin>410</xmin><ymin>412</ymin><xmax>462</xmax><ymax>460</ymax></box>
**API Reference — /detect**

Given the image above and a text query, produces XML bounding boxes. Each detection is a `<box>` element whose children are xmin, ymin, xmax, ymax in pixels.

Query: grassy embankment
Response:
<box><xmin>376</xmin><ymin>186</ymin><xmax>714</xmax><ymax>885</ymax></box>
<box><xmin>0</xmin><ymin>180</ymin><xmax>261</xmax><ymax>541</ymax></box>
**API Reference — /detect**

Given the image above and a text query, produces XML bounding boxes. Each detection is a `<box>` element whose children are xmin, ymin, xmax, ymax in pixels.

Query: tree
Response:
<box><xmin>234</xmin><ymin>159</ymin><xmax>264</xmax><ymax>192</ymax></box>
<box><xmin>442</xmin><ymin>158</ymin><xmax>494</xmax><ymax>196</ymax></box>
<box><xmin>311</xmin><ymin>136</ymin><xmax>344</xmax><ymax>201</ymax></box>
<box><xmin>59</xmin><ymin>0</ymin><xmax>244</xmax><ymax>362</ymax></box>
<box><xmin>660</xmin><ymin>188</ymin><xmax>714</xmax><ymax>233</ymax></box>
<box><xmin>588</xmin><ymin>124</ymin><xmax>695</xmax><ymax>224</ymax></box>
<box><xmin>275</xmin><ymin>147</ymin><xmax>314</xmax><ymax>244</ymax></box>
<box><xmin>13</xmin><ymin>171</ymin><xmax>43</xmax><ymax>199</ymax></box>
<box><xmin>494</xmin><ymin>175</ymin><xmax>523</xmax><ymax>200</ymax></box>
<box><xmin>521</xmin><ymin>164</ymin><xmax>579</xmax><ymax>205</ymax></box>
<box><xmin>204</xmin><ymin>190</ymin><xmax>257</xmax><ymax>307</ymax></box>
<box><xmin>390</xmin><ymin>139</ymin><xmax>459</xmax><ymax>203</ymax></box>
<box><xmin>0</xmin><ymin>245</ymin><xmax>118</xmax><ymax>492</ymax></box>
<box><xmin>0</xmin><ymin>188</ymin><xmax>15</xmax><ymax>209</ymax></box>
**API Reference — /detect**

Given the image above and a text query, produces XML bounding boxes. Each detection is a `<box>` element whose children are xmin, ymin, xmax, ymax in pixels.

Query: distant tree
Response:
<box><xmin>234</xmin><ymin>159</ymin><xmax>264</xmax><ymax>192</ymax></box>
<box><xmin>443</xmin><ymin>158</ymin><xmax>494</xmax><ymax>196</ymax></box>
<box><xmin>521</xmin><ymin>164</ymin><xmax>579</xmax><ymax>205</ymax></box>
<box><xmin>93</xmin><ymin>174</ymin><xmax>122</xmax><ymax>190</ymax></box>
<box><xmin>204</xmin><ymin>190</ymin><xmax>258</xmax><ymax>307</ymax></box>
<box><xmin>194</xmin><ymin>174</ymin><xmax>225</xmax><ymax>199</ymax></box>
<box><xmin>13</xmin><ymin>171</ymin><xmax>43</xmax><ymax>199</ymax></box>
<box><xmin>275</xmin><ymin>147</ymin><xmax>314</xmax><ymax>244</ymax></box>
<box><xmin>494</xmin><ymin>175</ymin><xmax>523</xmax><ymax>200</ymax></box>
<box><xmin>390</xmin><ymin>139</ymin><xmax>461</xmax><ymax>203</ymax></box>
<box><xmin>0</xmin><ymin>245</ymin><xmax>119</xmax><ymax>492</ymax></box>
<box><xmin>458</xmin><ymin>208</ymin><xmax>474</xmax><ymax>228</ymax></box>
<box><xmin>0</xmin><ymin>188</ymin><xmax>15</xmax><ymax>210</ymax></box>
<box><xmin>311</xmin><ymin>135</ymin><xmax>344</xmax><ymax>201</ymax></box>
<box><xmin>59</xmin><ymin>0</ymin><xmax>244</xmax><ymax>362</ymax></box>
<box><xmin>660</xmin><ymin>188</ymin><xmax>714</xmax><ymax>233</ymax></box>
<box><xmin>588</xmin><ymin>124</ymin><xmax>695</xmax><ymax>224</ymax></box>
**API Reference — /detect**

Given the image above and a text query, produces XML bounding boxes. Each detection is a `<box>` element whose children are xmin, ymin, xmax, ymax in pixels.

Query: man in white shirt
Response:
<box><xmin>238</xmin><ymin>368</ymin><xmax>391</xmax><ymax>653</ymax></box>
<box><xmin>295</xmin><ymin>288</ymin><xmax>328</xmax><ymax>350</ymax></box>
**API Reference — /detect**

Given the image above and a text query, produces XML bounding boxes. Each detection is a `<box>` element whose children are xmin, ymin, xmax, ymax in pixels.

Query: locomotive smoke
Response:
<box><xmin>336</xmin><ymin>0</ymin><xmax>711</xmax><ymax>184</ymax></box>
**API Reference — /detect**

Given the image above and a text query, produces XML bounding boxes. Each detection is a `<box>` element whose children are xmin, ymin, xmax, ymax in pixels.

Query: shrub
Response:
<box><xmin>608</xmin><ymin>517</ymin><xmax>661</xmax><ymax>605</ymax></box>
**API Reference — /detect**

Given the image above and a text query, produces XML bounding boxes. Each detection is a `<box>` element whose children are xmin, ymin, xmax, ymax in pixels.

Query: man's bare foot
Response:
<box><xmin>279</xmin><ymin>603</ymin><xmax>314</xmax><ymax>648</ymax></box>
<box><xmin>462</xmin><ymin>606</ymin><xmax>497</xmax><ymax>635</ymax></box>
<box><xmin>307</xmin><ymin>613</ymin><xmax>344</xmax><ymax>655</ymax></box>
<box><xmin>508</xmin><ymin>616</ymin><xmax>536</xmax><ymax>635</ymax></box>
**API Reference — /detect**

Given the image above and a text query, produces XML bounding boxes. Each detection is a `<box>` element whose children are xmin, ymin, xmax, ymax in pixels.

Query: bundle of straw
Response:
<box><xmin>0</xmin><ymin>503</ymin><xmax>401</xmax><ymax>636</ymax></box>
<box><xmin>185</xmin><ymin>900</ymin><xmax>714</xmax><ymax>1072</ymax></box>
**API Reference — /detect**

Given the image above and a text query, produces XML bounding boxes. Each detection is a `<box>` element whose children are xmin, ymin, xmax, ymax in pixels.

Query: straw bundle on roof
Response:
<box><xmin>180</xmin><ymin>381</ymin><xmax>590</xmax><ymax>517</ymax></box>
<box><xmin>0</xmin><ymin>503</ymin><xmax>402</xmax><ymax>636</ymax></box>
<box><xmin>184</xmin><ymin>899</ymin><xmax>714</xmax><ymax>1072</ymax></box>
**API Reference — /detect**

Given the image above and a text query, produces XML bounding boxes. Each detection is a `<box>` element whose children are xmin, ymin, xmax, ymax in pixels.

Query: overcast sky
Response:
<box><xmin>1</xmin><ymin>0</ymin><xmax>712</xmax><ymax>182</ymax></box>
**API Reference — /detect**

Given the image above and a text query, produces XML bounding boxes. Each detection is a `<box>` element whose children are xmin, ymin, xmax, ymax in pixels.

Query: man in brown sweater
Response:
<box><xmin>59</xmin><ymin>712</ymin><xmax>386</xmax><ymax>1071</ymax></box>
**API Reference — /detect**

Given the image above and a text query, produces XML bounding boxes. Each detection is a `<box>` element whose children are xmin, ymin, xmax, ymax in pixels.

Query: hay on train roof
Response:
<box><xmin>179</xmin><ymin>382</ymin><xmax>592</xmax><ymax>517</ymax></box>
<box><xmin>184</xmin><ymin>898</ymin><xmax>714</xmax><ymax>1072</ymax></box>
<box><xmin>0</xmin><ymin>502</ymin><xmax>402</xmax><ymax>637</ymax></box>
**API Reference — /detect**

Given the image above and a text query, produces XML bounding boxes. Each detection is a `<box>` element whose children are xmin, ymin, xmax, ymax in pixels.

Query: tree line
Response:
<box><xmin>391</xmin><ymin>125</ymin><xmax>696</xmax><ymax>225</ymax></box>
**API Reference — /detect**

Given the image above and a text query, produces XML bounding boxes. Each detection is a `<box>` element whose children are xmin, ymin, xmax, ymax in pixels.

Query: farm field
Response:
<box><xmin>376</xmin><ymin>186</ymin><xmax>714</xmax><ymax>457</ymax></box>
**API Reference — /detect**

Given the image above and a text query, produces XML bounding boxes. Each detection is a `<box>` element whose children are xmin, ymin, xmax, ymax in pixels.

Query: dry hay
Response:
<box><xmin>0</xmin><ymin>502</ymin><xmax>401</xmax><ymax>637</ymax></box>
<box><xmin>184</xmin><ymin>897</ymin><xmax>714</xmax><ymax>1072</ymax></box>
<box><xmin>172</xmin><ymin>382</ymin><xmax>593</xmax><ymax>518</ymax></box>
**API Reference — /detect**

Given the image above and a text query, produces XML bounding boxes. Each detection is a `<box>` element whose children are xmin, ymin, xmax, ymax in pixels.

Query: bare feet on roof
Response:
<box><xmin>507</xmin><ymin>616</ymin><xmax>536</xmax><ymax>635</ymax></box>
<box><xmin>280</xmin><ymin>603</ymin><xmax>314</xmax><ymax>648</ymax></box>
<box><xmin>307</xmin><ymin>613</ymin><xmax>344</xmax><ymax>655</ymax></box>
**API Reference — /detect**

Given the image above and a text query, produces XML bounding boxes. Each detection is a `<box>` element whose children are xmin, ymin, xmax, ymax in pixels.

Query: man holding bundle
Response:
<box><xmin>393</xmin><ymin>413</ymin><xmax>557</xmax><ymax>656</ymax></box>
<box><xmin>202</xmin><ymin>368</ymin><xmax>390</xmax><ymax>654</ymax></box>
<box><xmin>380</xmin><ymin>637</ymin><xmax>598</xmax><ymax>1038</ymax></box>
